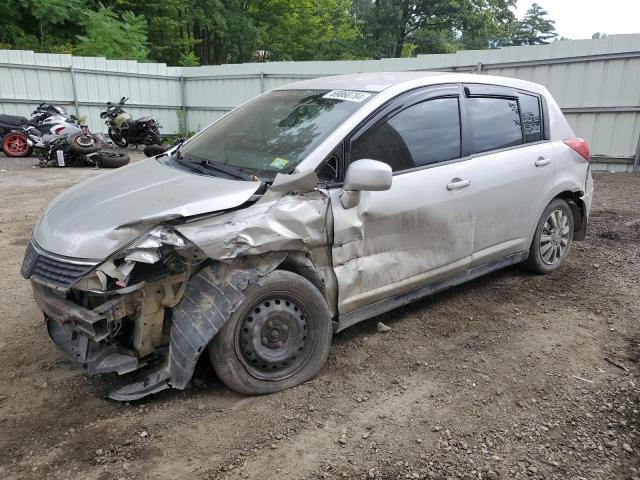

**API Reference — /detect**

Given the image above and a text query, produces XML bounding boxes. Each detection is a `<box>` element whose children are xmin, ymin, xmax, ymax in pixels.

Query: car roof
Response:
<box><xmin>276</xmin><ymin>71</ymin><xmax>546</xmax><ymax>95</ymax></box>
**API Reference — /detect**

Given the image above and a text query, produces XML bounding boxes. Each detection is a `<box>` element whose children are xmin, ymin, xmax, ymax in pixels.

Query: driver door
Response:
<box><xmin>330</xmin><ymin>85</ymin><xmax>478</xmax><ymax>316</ymax></box>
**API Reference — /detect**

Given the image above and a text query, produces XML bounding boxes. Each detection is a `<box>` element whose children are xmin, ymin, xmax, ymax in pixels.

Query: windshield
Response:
<box><xmin>178</xmin><ymin>89</ymin><xmax>372</xmax><ymax>177</ymax></box>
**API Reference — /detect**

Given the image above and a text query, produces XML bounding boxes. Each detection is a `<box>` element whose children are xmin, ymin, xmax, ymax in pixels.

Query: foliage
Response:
<box><xmin>176</xmin><ymin>110</ymin><xmax>188</xmax><ymax>137</ymax></box>
<box><xmin>0</xmin><ymin>0</ymin><xmax>562</xmax><ymax>64</ymax></box>
<box><xmin>179</xmin><ymin>51</ymin><xmax>201</xmax><ymax>67</ymax></box>
<box><xmin>509</xmin><ymin>2</ymin><xmax>558</xmax><ymax>45</ymax></box>
<box><xmin>76</xmin><ymin>7</ymin><xmax>149</xmax><ymax>61</ymax></box>
<box><xmin>352</xmin><ymin>0</ymin><xmax>516</xmax><ymax>58</ymax></box>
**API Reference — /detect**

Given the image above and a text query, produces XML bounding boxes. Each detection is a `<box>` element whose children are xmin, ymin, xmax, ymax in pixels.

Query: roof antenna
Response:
<box><xmin>471</xmin><ymin>62</ymin><xmax>483</xmax><ymax>73</ymax></box>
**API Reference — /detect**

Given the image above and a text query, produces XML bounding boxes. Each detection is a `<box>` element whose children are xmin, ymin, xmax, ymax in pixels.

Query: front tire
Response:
<box><xmin>108</xmin><ymin>128</ymin><xmax>128</xmax><ymax>148</ymax></box>
<box><xmin>524</xmin><ymin>198</ymin><xmax>574</xmax><ymax>274</ymax></box>
<box><xmin>208</xmin><ymin>270</ymin><xmax>332</xmax><ymax>395</ymax></box>
<box><xmin>67</xmin><ymin>132</ymin><xmax>101</xmax><ymax>154</ymax></box>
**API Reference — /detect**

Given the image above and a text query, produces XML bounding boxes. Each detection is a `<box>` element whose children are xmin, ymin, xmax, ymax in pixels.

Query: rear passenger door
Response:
<box><xmin>463</xmin><ymin>85</ymin><xmax>554</xmax><ymax>267</ymax></box>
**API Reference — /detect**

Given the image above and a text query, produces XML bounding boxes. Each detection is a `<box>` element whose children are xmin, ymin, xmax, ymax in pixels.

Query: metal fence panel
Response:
<box><xmin>1</xmin><ymin>34</ymin><xmax>640</xmax><ymax>170</ymax></box>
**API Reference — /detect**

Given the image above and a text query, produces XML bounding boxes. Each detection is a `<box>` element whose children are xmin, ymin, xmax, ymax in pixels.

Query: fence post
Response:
<box><xmin>180</xmin><ymin>75</ymin><xmax>188</xmax><ymax>134</ymax></box>
<box><xmin>633</xmin><ymin>130</ymin><xmax>640</xmax><ymax>172</ymax></box>
<box><xmin>260</xmin><ymin>71</ymin><xmax>265</xmax><ymax>93</ymax></box>
<box><xmin>69</xmin><ymin>65</ymin><xmax>80</xmax><ymax>116</ymax></box>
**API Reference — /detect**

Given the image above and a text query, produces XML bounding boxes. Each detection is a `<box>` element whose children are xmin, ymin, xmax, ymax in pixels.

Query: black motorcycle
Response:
<box><xmin>100</xmin><ymin>97</ymin><xmax>161</xmax><ymax>147</ymax></box>
<box><xmin>35</xmin><ymin>125</ymin><xmax>129</xmax><ymax>169</ymax></box>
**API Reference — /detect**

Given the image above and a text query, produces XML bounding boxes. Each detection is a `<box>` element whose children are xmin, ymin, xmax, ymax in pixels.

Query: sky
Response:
<box><xmin>515</xmin><ymin>0</ymin><xmax>640</xmax><ymax>39</ymax></box>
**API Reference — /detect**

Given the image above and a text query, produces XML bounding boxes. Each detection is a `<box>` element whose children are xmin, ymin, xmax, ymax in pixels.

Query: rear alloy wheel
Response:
<box><xmin>524</xmin><ymin>198</ymin><xmax>574</xmax><ymax>274</ymax></box>
<box><xmin>209</xmin><ymin>270</ymin><xmax>332</xmax><ymax>395</ymax></box>
<box><xmin>2</xmin><ymin>132</ymin><xmax>32</xmax><ymax>157</ymax></box>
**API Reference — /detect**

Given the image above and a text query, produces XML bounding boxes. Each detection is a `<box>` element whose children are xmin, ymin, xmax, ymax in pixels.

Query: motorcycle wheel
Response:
<box><xmin>143</xmin><ymin>144</ymin><xmax>167</xmax><ymax>157</ymax></box>
<box><xmin>67</xmin><ymin>132</ymin><xmax>102</xmax><ymax>154</ymax></box>
<box><xmin>142</xmin><ymin>131</ymin><xmax>161</xmax><ymax>146</ymax></box>
<box><xmin>94</xmin><ymin>150</ymin><xmax>130</xmax><ymax>168</ymax></box>
<box><xmin>108</xmin><ymin>128</ymin><xmax>128</xmax><ymax>148</ymax></box>
<box><xmin>2</xmin><ymin>132</ymin><xmax>32</xmax><ymax>157</ymax></box>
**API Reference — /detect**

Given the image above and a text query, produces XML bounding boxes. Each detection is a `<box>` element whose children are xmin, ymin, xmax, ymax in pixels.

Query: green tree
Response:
<box><xmin>75</xmin><ymin>7</ymin><xmax>149</xmax><ymax>61</ymax></box>
<box><xmin>249</xmin><ymin>0</ymin><xmax>360</xmax><ymax>61</ymax></box>
<box><xmin>510</xmin><ymin>2</ymin><xmax>558</xmax><ymax>45</ymax></box>
<box><xmin>351</xmin><ymin>0</ymin><xmax>515</xmax><ymax>58</ymax></box>
<box><xmin>20</xmin><ymin>0</ymin><xmax>86</xmax><ymax>45</ymax></box>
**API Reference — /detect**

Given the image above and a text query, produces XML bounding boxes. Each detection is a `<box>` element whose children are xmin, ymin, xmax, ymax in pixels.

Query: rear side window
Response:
<box><xmin>468</xmin><ymin>97</ymin><xmax>523</xmax><ymax>153</ymax></box>
<box><xmin>519</xmin><ymin>93</ymin><xmax>543</xmax><ymax>143</ymax></box>
<box><xmin>351</xmin><ymin>97</ymin><xmax>461</xmax><ymax>171</ymax></box>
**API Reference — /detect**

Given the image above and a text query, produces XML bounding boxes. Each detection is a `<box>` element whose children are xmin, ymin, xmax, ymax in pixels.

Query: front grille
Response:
<box><xmin>22</xmin><ymin>242</ymin><xmax>96</xmax><ymax>288</ymax></box>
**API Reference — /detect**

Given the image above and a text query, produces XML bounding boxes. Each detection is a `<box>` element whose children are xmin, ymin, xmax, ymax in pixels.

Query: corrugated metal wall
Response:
<box><xmin>2</xmin><ymin>34</ymin><xmax>640</xmax><ymax>170</ymax></box>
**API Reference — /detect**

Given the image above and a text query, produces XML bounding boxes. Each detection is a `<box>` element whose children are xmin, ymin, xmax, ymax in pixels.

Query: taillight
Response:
<box><xmin>564</xmin><ymin>138</ymin><xmax>590</xmax><ymax>161</ymax></box>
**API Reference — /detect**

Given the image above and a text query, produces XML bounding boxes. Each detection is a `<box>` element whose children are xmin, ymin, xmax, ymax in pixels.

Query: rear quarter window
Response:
<box><xmin>519</xmin><ymin>93</ymin><xmax>543</xmax><ymax>143</ymax></box>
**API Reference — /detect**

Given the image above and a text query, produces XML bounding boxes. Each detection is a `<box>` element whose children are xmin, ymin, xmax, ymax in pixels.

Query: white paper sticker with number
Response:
<box><xmin>323</xmin><ymin>90</ymin><xmax>371</xmax><ymax>103</ymax></box>
<box><xmin>56</xmin><ymin>150</ymin><xmax>65</xmax><ymax>167</ymax></box>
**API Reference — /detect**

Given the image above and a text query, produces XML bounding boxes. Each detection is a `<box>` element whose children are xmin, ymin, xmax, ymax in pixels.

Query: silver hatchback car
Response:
<box><xmin>22</xmin><ymin>72</ymin><xmax>593</xmax><ymax>400</ymax></box>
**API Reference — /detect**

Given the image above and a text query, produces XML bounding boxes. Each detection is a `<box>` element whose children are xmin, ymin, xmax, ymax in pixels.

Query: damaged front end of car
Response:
<box><xmin>21</xmin><ymin>170</ymin><xmax>336</xmax><ymax>401</ymax></box>
<box><xmin>21</xmin><ymin>224</ymin><xmax>201</xmax><ymax>398</ymax></box>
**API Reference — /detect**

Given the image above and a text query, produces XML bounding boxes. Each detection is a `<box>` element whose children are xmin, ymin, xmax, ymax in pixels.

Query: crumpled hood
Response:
<box><xmin>33</xmin><ymin>158</ymin><xmax>261</xmax><ymax>259</ymax></box>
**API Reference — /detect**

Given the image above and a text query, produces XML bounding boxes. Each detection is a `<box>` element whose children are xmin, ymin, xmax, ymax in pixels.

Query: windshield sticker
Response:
<box><xmin>270</xmin><ymin>157</ymin><xmax>290</xmax><ymax>170</ymax></box>
<box><xmin>323</xmin><ymin>90</ymin><xmax>371</xmax><ymax>103</ymax></box>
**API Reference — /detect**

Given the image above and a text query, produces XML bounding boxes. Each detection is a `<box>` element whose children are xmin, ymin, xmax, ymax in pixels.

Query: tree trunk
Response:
<box><xmin>394</xmin><ymin>1</ymin><xmax>410</xmax><ymax>58</ymax></box>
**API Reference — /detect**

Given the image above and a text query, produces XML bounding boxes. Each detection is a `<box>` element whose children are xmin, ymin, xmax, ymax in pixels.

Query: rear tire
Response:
<box><xmin>524</xmin><ymin>198</ymin><xmax>574</xmax><ymax>274</ymax></box>
<box><xmin>94</xmin><ymin>150</ymin><xmax>130</xmax><ymax>168</ymax></box>
<box><xmin>208</xmin><ymin>270</ymin><xmax>333</xmax><ymax>395</ymax></box>
<box><xmin>142</xmin><ymin>131</ymin><xmax>161</xmax><ymax>146</ymax></box>
<box><xmin>2</xmin><ymin>131</ymin><xmax>32</xmax><ymax>157</ymax></box>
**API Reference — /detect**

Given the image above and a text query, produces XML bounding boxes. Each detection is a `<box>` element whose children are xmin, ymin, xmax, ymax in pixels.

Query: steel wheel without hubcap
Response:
<box><xmin>209</xmin><ymin>270</ymin><xmax>333</xmax><ymax>395</ymax></box>
<box><xmin>236</xmin><ymin>296</ymin><xmax>311</xmax><ymax>381</ymax></box>
<box><xmin>540</xmin><ymin>209</ymin><xmax>571</xmax><ymax>265</ymax></box>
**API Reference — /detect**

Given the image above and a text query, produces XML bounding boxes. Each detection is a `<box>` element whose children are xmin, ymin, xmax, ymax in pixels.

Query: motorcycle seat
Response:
<box><xmin>134</xmin><ymin>116</ymin><xmax>153</xmax><ymax>123</ymax></box>
<box><xmin>0</xmin><ymin>114</ymin><xmax>28</xmax><ymax>126</ymax></box>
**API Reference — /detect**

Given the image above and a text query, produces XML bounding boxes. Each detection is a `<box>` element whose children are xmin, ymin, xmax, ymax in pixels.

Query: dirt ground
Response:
<box><xmin>0</xmin><ymin>155</ymin><xmax>638</xmax><ymax>480</ymax></box>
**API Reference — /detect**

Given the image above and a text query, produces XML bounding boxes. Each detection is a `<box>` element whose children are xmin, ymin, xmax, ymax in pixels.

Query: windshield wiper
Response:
<box><xmin>204</xmin><ymin>160</ymin><xmax>256</xmax><ymax>181</ymax></box>
<box><xmin>171</xmin><ymin>150</ymin><xmax>254</xmax><ymax>181</ymax></box>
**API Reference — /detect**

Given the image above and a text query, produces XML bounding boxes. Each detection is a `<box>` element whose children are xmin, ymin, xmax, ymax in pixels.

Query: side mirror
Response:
<box><xmin>340</xmin><ymin>159</ymin><xmax>392</xmax><ymax>209</ymax></box>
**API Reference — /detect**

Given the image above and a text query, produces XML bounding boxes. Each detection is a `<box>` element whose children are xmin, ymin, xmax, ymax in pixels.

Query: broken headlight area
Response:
<box><xmin>75</xmin><ymin>225</ymin><xmax>205</xmax><ymax>293</ymax></box>
<box><xmin>30</xmin><ymin>225</ymin><xmax>207</xmax><ymax>376</ymax></box>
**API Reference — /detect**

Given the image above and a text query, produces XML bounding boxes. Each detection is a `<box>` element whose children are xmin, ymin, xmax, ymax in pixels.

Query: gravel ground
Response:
<box><xmin>0</xmin><ymin>159</ymin><xmax>638</xmax><ymax>480</ymax></box>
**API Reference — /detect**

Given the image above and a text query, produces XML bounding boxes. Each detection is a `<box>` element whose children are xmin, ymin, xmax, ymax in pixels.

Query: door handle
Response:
<box><xmin>446</xmin><ymin>178</ymin><xmax>471</xmax><ymax>190</ymax></box>
<box><xmin>535</xmin><ymin>157</ymin><xmax>551</xmax><ymax>167</ymax></box>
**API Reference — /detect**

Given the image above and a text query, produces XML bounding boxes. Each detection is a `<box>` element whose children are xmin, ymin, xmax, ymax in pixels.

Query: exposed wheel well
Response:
<box><xmin>555</xmin><ymin>191</ymin><xmax>586</xmax><ymax>239</ymax></box>
<box><xmin>277</xmin><ymin>256</ymin><xmax>326</xmax><ymax>297</ymax></box>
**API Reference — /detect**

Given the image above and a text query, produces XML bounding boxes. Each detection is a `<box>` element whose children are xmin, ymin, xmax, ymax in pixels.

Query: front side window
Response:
<box><xmin>351</xmin><ymin>97</ymin><xmax>461</xmax><ymax>172</ymax></box>
<box><xmin>178</xmin><ymin>89</ymin><xmax>371</xmax><ymax>177</ymax></box>
<box><xmin>468</xmin><ymin>97</ymin><xmax>523</xmax><ymax>154</ymax></box>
